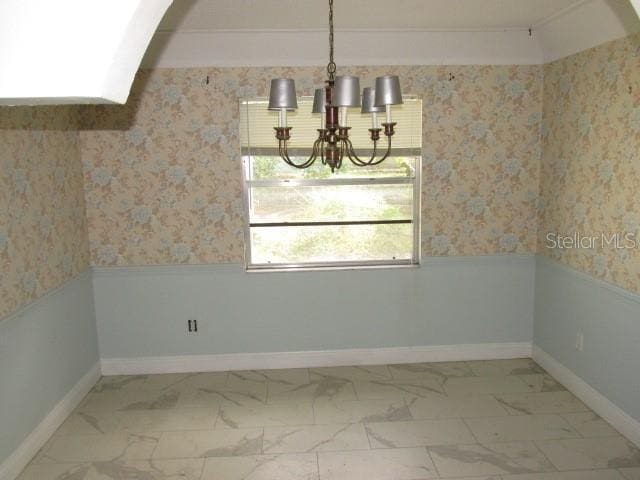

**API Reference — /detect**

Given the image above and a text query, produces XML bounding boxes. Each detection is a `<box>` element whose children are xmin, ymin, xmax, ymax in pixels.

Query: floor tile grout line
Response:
<box><xmin>62</xmin><ymin>410</ymin><xmax>622</xmax><ymax>439</ymax></box>
<box><xmin>161</xmin><ymin>434</ymin><xmax>640</xmax><ymax>462</ymax></box>
<box><xmin>56</xmin><ymin>414</ymin><xmax>228</xmax><ymax>436</ymax></box>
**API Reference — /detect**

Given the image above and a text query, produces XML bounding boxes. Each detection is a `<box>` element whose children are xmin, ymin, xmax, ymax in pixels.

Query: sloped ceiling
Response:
<box><xmin>158</xmin><ymin>0</ymin><xmax>580</xmax><ymax>30</ymax></box>
<box><xmin>0</xmin><ymin>0</ymin><xmax>173</xmax><ymax>105</ymax></box>
<box><xmin>145</xmin><ymin>0</ymin><xmax>640</xmax><ymax>68</ymax></box>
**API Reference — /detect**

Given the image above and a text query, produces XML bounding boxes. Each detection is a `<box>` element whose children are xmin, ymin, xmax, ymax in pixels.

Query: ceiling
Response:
<box><xmin>159</xmin><ymin>0</ymin><xmax>583</xmax><ymax>32</ymax></box>
<box><xmin>146</xmin><ymin>0</ymin><xmax>639</xmax><ymax>69</ymax></box>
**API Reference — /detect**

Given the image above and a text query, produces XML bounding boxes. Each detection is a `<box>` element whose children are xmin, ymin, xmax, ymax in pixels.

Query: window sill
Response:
<box><xmin>245</xmin><ymin>261</ymin><xmax>420</xmax><ymax>274</ymax></box>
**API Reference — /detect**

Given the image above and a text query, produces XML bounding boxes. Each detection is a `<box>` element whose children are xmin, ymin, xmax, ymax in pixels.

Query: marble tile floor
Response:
<box><xmin>17</xmin><ymin>358</ymin><xmax>640</xmax><ymax>480</ymax></box>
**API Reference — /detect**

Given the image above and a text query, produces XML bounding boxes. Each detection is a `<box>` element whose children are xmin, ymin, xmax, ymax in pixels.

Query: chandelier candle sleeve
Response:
<box><xmin>362</xmin><ymin>87</ymin><xmax>384</xmax><ymax>129</ymax></box>
<box><xmin>312</xmin><ymin>88</ymin><xmax>327</xmax><ymax>129</ymax></box>
<box><xmin>339</xmin><ymin>107</ymin><xmax>347</xmax><ymax>128</ymax></box>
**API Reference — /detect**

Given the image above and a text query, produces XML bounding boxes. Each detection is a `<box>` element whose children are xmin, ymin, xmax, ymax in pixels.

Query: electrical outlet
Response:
<box><xmin>187</xmin><ymin>319</ymin><xmax>199</xmax><ymax>333</ymax></box>
<box><xmin>575</xmin><ymin>332</ymin><xmax>584</xmax><ymax>352</ymax></box>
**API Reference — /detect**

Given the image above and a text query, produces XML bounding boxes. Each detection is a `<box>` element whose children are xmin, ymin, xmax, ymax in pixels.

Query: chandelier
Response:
<box><xmin>267</xmin><ymin>0</ymin><xmax>403</xmax><ymax>172</ymax></box>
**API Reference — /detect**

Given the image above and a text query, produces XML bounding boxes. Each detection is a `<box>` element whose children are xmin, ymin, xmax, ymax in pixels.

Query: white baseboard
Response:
<box><xmin>533</xmin><ymin>346</ymin><xmax>640</xmax><ymax>448</ymax></box>
<box><xmin>101</xmin><ymin>341</ymin><xmax>532</xmax><ymax>375</ymax></box>
<box><xmin>0</xmin><ymin>363</ymin><xmax>101</xmax><ymax>480</ymax></box>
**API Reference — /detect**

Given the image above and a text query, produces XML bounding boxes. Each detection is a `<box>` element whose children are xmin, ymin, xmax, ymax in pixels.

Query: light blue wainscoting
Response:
<box><xmin>534</xmin><ymin>255</ymin><xmax>640</xmax><ymax>422</ymax></box>
<box><xmin>0</xmin><ymin>271</ymin><xmax>99</xmax><ymax>466</ymax></box>
<box><xmin>93</xmin><ymin>254</ymin><xmax>535</xmax><ymax>359</ymax></box>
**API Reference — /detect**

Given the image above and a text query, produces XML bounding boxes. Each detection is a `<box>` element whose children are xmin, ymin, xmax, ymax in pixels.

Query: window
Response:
<box><xmin>240</xmin><ymin>96</ymin><xmax>422</xmax><ymax>270</ymax></box>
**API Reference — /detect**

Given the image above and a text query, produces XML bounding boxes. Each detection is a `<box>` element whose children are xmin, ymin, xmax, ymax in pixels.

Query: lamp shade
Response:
<box><xmin>268</xmin><ymin>78</ymin><xmax>297</xmax><ymax>110</ymax></box>
<box><xmin>312</xmin><ymin>88</ymin><xmax>326</xmax><ymax>114</ymax></box>
<box><xmin>374</xmin><ymin>75</ymin><xmax>403</xmax><ymax>106</ymax></box>
<box><xmin>333</xmin><ymin>75</ymin><xmax>361</xmax><ymax>107</ymax></box>
<box><xmin>361</xmin><ymin>87</ymin><xmax>385</xmax><ymax>114</ymax></box>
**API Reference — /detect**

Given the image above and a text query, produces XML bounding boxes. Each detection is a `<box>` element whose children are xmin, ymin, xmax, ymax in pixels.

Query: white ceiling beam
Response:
<box><xmin>0</xmin><ymin>0</ymin><xmax>173</xmax><ymax>105</ymax></box>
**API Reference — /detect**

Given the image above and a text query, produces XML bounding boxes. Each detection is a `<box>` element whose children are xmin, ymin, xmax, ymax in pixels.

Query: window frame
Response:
<box><xmin>241</xmin><ymin>159</ymin><xmax>421</xmax><ymax>272</ymax></box>
<box><xmin>240</xmin><ymin>98</ymin><xmax>422</xmax><ymax>272</ymax></box>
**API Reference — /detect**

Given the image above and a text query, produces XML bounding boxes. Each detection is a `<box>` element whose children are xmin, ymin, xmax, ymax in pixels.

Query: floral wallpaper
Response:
<box><xmin>0</xmin><ymin>106</ymin><xmax>90</xmax><ymax>319</ymax></box>
<box><xmin>79</xmin><ymin>64</ymin><xmax>543</xmax><ymax>265</ymax></box>
<box><xmin>539</xmin><ymin>33</ymin><xmax>640</xmax><ymax>294</ymax></box>
<box><xmin>2</xmin><ymin>33</ymin><xmax>637</xmax><ymax>314</ymax></box>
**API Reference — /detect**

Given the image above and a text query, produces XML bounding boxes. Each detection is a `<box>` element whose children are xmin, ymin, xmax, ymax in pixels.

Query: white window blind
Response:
<box><xmin>240</xmin><ymin>97</ymin><xmax>422</xmax><ymax>155</ymax></box>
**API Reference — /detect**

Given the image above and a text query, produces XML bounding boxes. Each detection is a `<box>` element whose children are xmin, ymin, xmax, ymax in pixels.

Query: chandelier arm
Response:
<box><xmin>345</xmin><ymin>135</ymin><xmax>394</xmax><ymax>167</ymax></box>
<box><xmin>278</xmin><ymin>140</ymin><xmax>298</xmax><ymax>168</ymax></box>
<box><xmin>337</xmin><ymin>137</ymin><xmax>345</xmax><ymax>170</ymax></box>
<box><xmin>310</xmin><ymin>137</ymin><xmax>322</xmax><ymax>168</ymax></box>
<box><xmin>320</xmin><ymin>138</ymin><xmax>327</xmax><ymax>165</ymax></box>
<box><xmin>344</xmin><ymin>137</ymin><xmax>379</xmax><ymax>166</ymax></box>
<box><xmin>320</xmin><ymin>138</ymin><xmax>326</xmax><ymax>165</ymax></box>
<box><xmin>343</xmin><ymin>138</ymin><xmax>369</xmax><ymax>167</ymax></box>
<box><xmin>278</xmin><ymin>140</ymin><xmax>291</xmax><ymax>167</ymax></box>
<box><xmin>365</xmin><ymin>135</ymin><xmax>394</xmax><ymax>166</ymax></box>
<box><xmin>278</xmin><ymin>138</ymin><xmax>320</xmax><ymax>169</ymax></box>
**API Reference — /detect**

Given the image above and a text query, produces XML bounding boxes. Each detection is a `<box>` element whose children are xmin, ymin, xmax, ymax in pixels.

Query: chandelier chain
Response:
<box><xmin>327</xmin><ymin>0</ymin><xmax>336</xmax><ymax>80</ymax></box>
